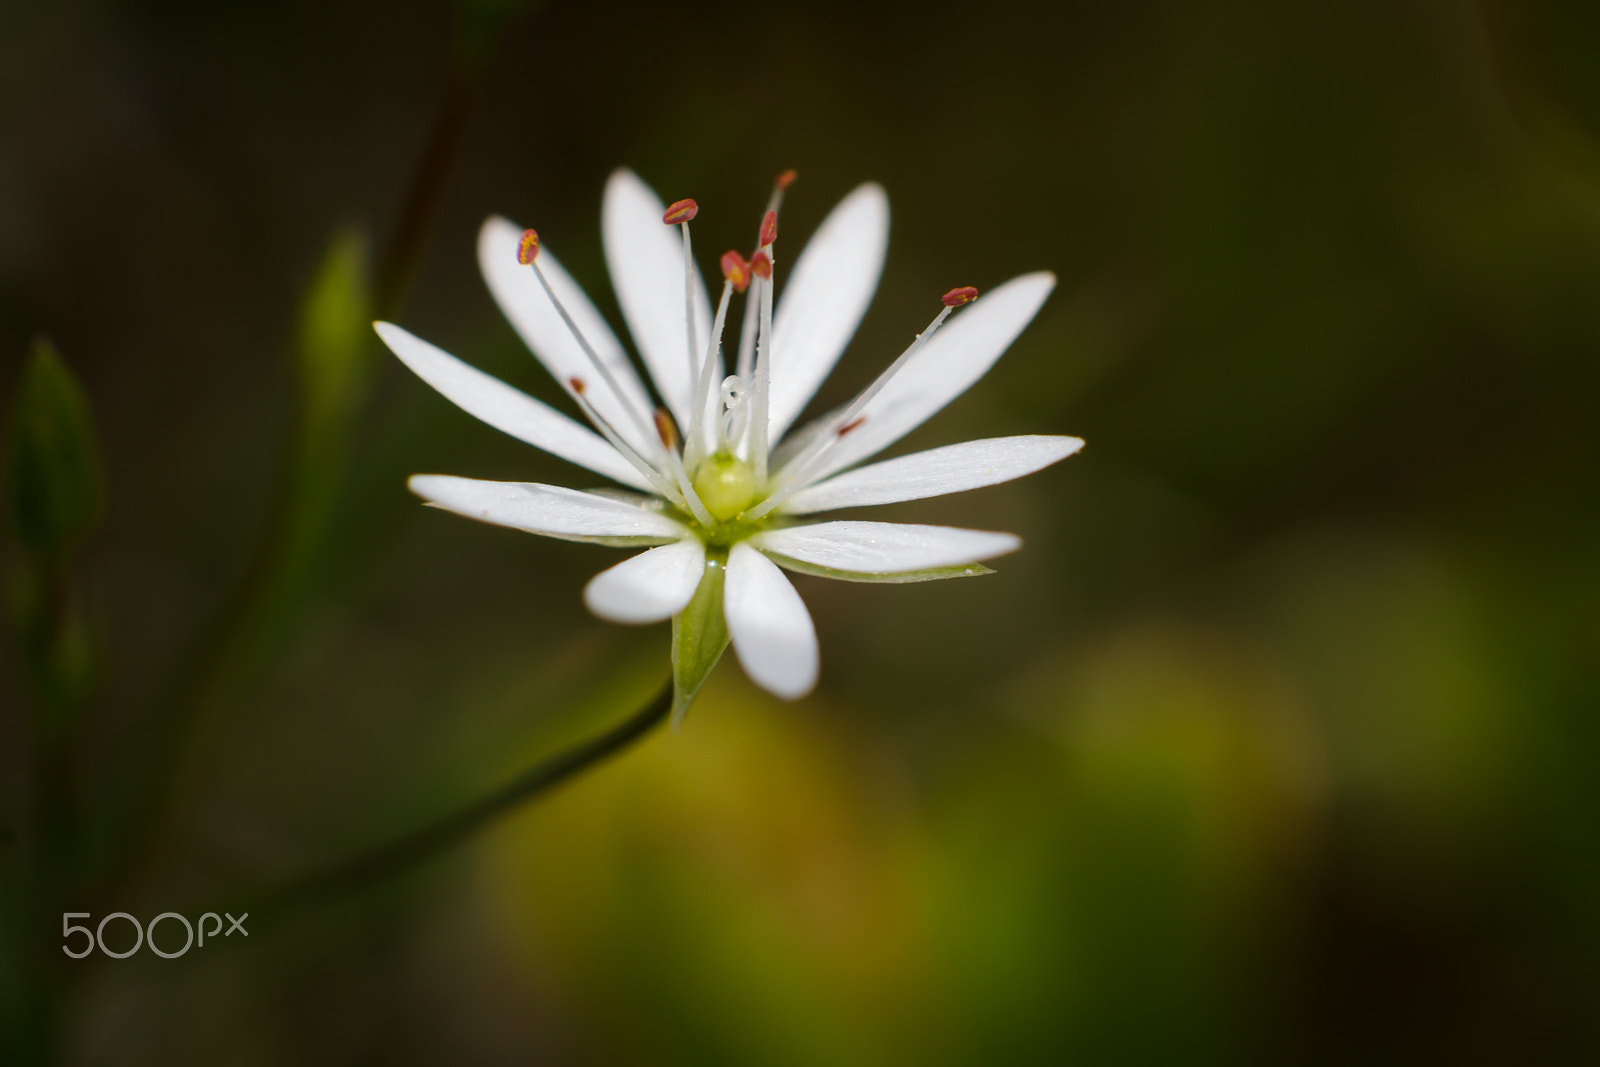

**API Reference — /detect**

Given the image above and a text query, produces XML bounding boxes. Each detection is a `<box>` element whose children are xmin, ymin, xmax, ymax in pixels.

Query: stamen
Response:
<box><xmin>745</xmin><ymin>179</ymin><xmax>783</xmax><ymax>481</ymax></box>
<box><xmin>654</xmin><ymin>408</ymin><xmax>680</xmax><ymax>451</ymax></box>
<box><xmin>745</xmin><ymin>287</ymin><xmax>981</xmax><ymax>520</ymax></box>
<box><xmin>748</xmin><ymin>258</ymin><xmax>776</xmax><ymax>484</ymax></box>
<box><xmin>735</xmin><ymin>173</ymin><xmax>792</xmax><ymax>417</ymax></box>
<box><xmin>567</xmin><ymin>377</ymin><xmax>686</xmax><ymax>507</ymax></box>
<box><xmin>663</xmin><ymin>200</ymin><xmax>702</xmax><ymax>385</ymax></box>
<box><xmin>654</xmin><ymin>406</ymin><xmax>715</xmax><ymax>525</ymax></box>
<box><xmin>824</xmin><ymin>287</ymin><xmax>976</xmax><ymax>429</ymax></box>
<box><xmin>734</xmin><ymin>278</ymin><xmax>759</xmax><ymax>388</ymax></box>
<box><xmin>517</xmin><ymin>228</ymin><xmax>541</xmax><ymax>265</ymax></box>
<box><xmin>527</xmin><ymin>255</ymin><xmax>660</xmax><ymax>454</ymax></box>
<box><xmin>764</xmin><ymin>170</ymin><xmax>796</xmax><ymax>217</ymax></box>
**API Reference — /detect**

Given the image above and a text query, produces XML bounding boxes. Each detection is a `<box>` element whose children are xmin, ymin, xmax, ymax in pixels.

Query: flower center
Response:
<box><xmin>692</xmin><ymin>450</ymin><xmax>759</xmax><ymax>521</ymax></box>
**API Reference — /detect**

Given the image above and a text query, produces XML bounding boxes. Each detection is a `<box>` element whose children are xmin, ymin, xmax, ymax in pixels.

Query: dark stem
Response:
<box><xmin>373</xmin><ymin>63</ymin><xmax>478</xmax><ymax>320</ymax></box>
<box><xmin>255</xmin><ymin>680</ymin><xmax>672</xmax><ymax>920</ymax></box>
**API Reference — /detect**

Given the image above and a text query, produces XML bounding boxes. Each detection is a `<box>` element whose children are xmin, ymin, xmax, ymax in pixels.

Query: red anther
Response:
<box><xmin>941</xmin><ymin>285</ymin><xmax>980</xmax><ymax>307</ymax></box>
<box><xmin>750</xmin><ymin>250</ymin><xmax>772</xmax><ymax>280</ymax></box>
<box><xmin>837</xmin><ymin>415</ymin><xmax>867</xmax><ymax>437</ymax></box>
<box><xmin>654</xmin><ymin>408</ymin><xmax>680</xmax><ymax>449</ymax></box>
<box><xmin>775</xmin><ymin>169</ymin><xmax>797</xmax><ymax>190</ymax></box>
<box><xmin>759</xmin><ymin>210</ymin><xmax>778</xmax><ymax>246</ymax></box>
<box><xmin>721</xmin><ymin>250</ymin><xmax>752</xmax><ymax>293</ymax></box>
<box><xmin>568</xmin><ymin>376</ymin><xmax>587</xmax><ymax>395</ymax></box>
<box><xmin>662</xmin><ymin>198</ymin><xmax>699</xmax><ymax>225</ymax></box>
<box><xmin>517</xmin><ymin>229</ymin><xmax>541</xmax><ymax>265</ymax></box>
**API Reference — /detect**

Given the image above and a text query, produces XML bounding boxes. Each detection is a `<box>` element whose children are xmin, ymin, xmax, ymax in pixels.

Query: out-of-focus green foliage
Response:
<box><xmin>5</xmin><ymin>339</ymin><xmax>102</xmax><ymax>719</ymax></box>
<box><xmin>296</xmin><ymin>229</ymin><xmax>373</xmax><ymax>452</ymax></box>
<box><xmin>7</xmin><ymin>339</ymin><xmax>102</xmax><ymax>558</ymax></box>
<box><xmin>286</xmin><ymin>226</ymin><xmax>373</xmax><ymax>566</ymax></box>
<box><xmin>256</xmin><ymin>225</ymin><xmax>373</xmax><ymax>620</ymax></box>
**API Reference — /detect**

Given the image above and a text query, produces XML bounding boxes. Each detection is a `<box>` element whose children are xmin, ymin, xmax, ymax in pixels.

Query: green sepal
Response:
<box><xmin>760</xmin><ymin>552</ymin><xmax>997</xmax><ymax>584</ymax></box>
<box><xmin>8</xmin><ymin>337</ymin><xmax>104</xmax><ymax>556</ymax></box>
<box><xmin>670</xmin><ymin>549</ymin><xmax>730</xmax><ymax>727</ymax></box>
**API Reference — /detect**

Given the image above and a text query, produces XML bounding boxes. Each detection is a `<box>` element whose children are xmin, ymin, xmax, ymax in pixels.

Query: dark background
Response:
<box><xmin>4</xmin><ymin>0</ymin><xmax>1600</xmax><ymax>1063</ymax></box>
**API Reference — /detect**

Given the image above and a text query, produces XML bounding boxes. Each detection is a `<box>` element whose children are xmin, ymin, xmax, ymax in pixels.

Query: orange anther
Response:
<box><xmin>775</xmin><ymin>169</ymin><xmax>797</xmax><ymax>190</ymax></box>
<box><xmin>837</xmin><ymin>415</ymin><xmax>867</xmax><ymax>437</ymax></box>
<box><xmin>662</xmin><ymin>198</ymin><xmax>699</xmax><ymax>225</ymax></box>
<box><xmin>750</xmin><ymin>250</ymin><xmax>772</xmax><ymax>280</ymax></box>
<box><xmin>517</xmin><ymin>229</ymin><xmax>541</xmax><ymax>265</ymax></box>
<box><xmin>721</xmin><ymin>250</ymin><xmax>752</xmax><ymax>293</ymax></box>
<box><xmin>568</xmin><ymin>376</ymin><xmax>586</xmax><ymax>395</ymax></box>
<box><xmin>941</xmin><ymin>286</ymin><xmax>979</xmax><ymax>307</ymax></box>
<box><xmin>654</xmin><ymin>409</ymin><xmax>680</xmax><ymax>450</ymax></box>
<box><xmin>759</xmin><ymin>210</ymin><xmax>778</xmax><ymax>247</ymax></box>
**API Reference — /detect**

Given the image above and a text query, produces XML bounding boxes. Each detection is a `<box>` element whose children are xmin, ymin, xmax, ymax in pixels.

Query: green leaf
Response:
<box><xmin>670</xmin><ymin>550</ymin><xmax>729</xmax><ymax>727</ymax></box>
<box><xmin>276</xmin><ymin>228</ymin><xmax>374</xmax><ymax>584</ymax></box>
<box><xmin>8</xmin><ymin>338</ymin><xmax>104</xmax><ymax>556</ymax></box>
<box><xmin>296</xmin><ymin>228</ymin><xmax>372</xmax><ymax>446</ymax></box>
<box><xmin>760</xmin><ymin>552</ymin><xmax>997</xmax><ymax>584</ymax></box>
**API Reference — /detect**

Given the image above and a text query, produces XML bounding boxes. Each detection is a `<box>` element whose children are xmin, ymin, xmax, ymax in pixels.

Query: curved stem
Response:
<box><xmin>259</xmin><ymin>681</ymin><xmax>672</xmax><ymax>918</ymax></box>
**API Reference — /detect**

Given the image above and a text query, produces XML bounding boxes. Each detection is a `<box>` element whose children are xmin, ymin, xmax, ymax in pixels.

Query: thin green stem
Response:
<box><xmin>253</xmin><ymin>680</ymin><xmax>671</xmax><ymax>921</ymax></box>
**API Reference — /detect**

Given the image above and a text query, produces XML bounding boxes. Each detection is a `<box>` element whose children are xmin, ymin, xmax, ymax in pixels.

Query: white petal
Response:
<box><xmin>724</xmin><ymin>542</ymin><xmax>819</xmax><ymax>700</ymax></box>
<box><xmin>375</xmin><ymin>322</ymin><xmax>652</xmax><ymax>491</ymax></box>
<box><xmin>806</xmin><ymin>272</ymin><xmax>1056</xmax><ymax>480</ymax></box>
<box><xmin>754</xmin><ymin>521</ymin><xmax>1020</xmax><ymax>573</ymax></box>
<box><xmin>583</xmin><ymin>540</ymin><xmax>706</xmax><ymax>624</ymax></box>
<box><xmin>768</xmin><ymin>183</ymin><xmax>889</xmax><ymax>442</ymax></box>
<box><xmin>478</xmin><ymin>216</ymin><xmax>659</xmax><ymax>458</ymax></box>
<box><xmin>409</xmin><ymin>475</ymin><xmax>688</xmax><ymax>545</ymax></box>
<box><xmin>602</xmin><ymin>170</ymin><xmax>715</xmax><ymax>440</ymax></box>
<box><xmin>782</xmin><ymin>435</ymin><xmax>1082</xmax><ymax>514</ymax></box>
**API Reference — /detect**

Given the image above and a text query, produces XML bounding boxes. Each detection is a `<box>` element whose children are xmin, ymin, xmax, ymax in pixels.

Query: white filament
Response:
<box><xmin>685</xmin><ymin>279</ymin><xmax>735</xmax><ymax>470</ymax></box>
<box><xmin>530</xmin><ymin>260</ymin><xmax>662</xmax><ymax>461</ymax></box>
<box><xmin>745</xmin><ymin>301</ymin><xmax>960</xmax><ymax>520</ymax></box>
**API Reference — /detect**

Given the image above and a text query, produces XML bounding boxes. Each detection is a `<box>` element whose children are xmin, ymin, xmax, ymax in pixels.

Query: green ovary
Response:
<box><xmin>692</xmin><ymin>451</ymin><xmax>760</xmax><ymax>521</ymax></box>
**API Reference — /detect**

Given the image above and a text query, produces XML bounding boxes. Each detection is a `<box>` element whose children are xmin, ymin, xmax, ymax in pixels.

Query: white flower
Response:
<box><xmin>375</xmin><ymin>169</ymin><xmax>1082</xmax><ymax>715</ymax></box>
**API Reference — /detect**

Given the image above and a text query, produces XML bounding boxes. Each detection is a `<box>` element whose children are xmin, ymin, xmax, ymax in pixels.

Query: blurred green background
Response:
<box><xmin>4</xmin><ymin>0</ymin><xmax>1600</xmax><ymax>1062</ymax></box>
